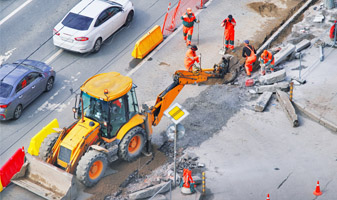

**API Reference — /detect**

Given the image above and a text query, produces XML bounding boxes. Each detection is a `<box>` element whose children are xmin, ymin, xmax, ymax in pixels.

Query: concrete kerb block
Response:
<box><xmin>254</xmin><ymin>91</ymin><xmax>273</xmax><ymax>112</ymax></box>
<box><xmin>313</xmin><ymin>14</ymin><xmax>325</xmax><ymax>23</ymax></box>
<box><xmin>256</xmin><ymin>81</ymin><xmax>289</xmax><ymax>94</ymax></box>
<box><xmin>295</xmin><ymin>39</ymin><xmax>311</xmax><ymax>52</ymax></box>
<box><xmin>128</xmin><ymin>181</ymin><xmax>171</xmax><ymax>200</ymax></box>
<box><xmin>293</xmin><ymin>100</ymin><xmax>337</xmax><ymax>132</ymax></box>
<box><xmin>274</xmin><ymin>44</ymin><xmax>296</xmax><ymax>66</ymax></box>
<box><xmin>258</xmin><ymin>69</ymin><xmax>287</xmax><ymax>85</ymax></box>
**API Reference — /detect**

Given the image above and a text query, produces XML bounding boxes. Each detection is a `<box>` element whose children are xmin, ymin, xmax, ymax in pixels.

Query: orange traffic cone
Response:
<box><xmin>266</xmin><ymin>193</ymin><xmax>270</xmax><ymax>200</ymax></box>
<box><xmin>313</xmin><ymin>181</ymin><xmax>322</xmax><ymax>196</ymax></box>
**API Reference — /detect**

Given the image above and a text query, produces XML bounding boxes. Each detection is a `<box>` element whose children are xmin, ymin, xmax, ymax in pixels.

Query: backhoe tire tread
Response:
<box><xmin>38</xmin><ymin>133</ymin><xmax>59</xmax><ymax>161</ymax></box>
<box><xmin>118</xmin><ymin>127</ymin><xmax>145</xmax><ymax>162</ymax></box>
<box><xmin>76</xmin><ymin>150</ymin><xmax>108</xmax><ymax>187</ymax></box>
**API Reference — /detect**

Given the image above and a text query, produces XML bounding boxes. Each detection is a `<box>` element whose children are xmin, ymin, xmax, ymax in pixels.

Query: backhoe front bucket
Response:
<box><xmin>11</xmin><ymin>154</ymin><xmax>78</xmax><ymax>200</ymax></box>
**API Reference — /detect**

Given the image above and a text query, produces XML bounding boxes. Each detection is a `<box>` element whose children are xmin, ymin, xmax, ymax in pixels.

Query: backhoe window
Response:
<box><xmin>127</xmin><ymin>88</ymin><xmax>139</xmax><ymax>119</ymax></box>
<box><xmin>108</xmin><ymin>97</ymin><xmax>127</xmax><ymax>138</ymax></box>
<box><xmin>80</xmin><ymin>92</ymin><xmax>109</xmax><ymax>123</ymax></box>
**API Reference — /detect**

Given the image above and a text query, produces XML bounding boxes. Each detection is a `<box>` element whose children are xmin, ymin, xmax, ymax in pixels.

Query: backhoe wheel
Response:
<box><xmin>76</xmin><ymin>150</ymin><xmax>108</xmax><ymax>187</ymax></box>
<box><xmin>118</xmin><ymin>127</ymin><xmax>145</xmax><ymax>162</ymax></box>
<box><xmin>38</xmin><ymin>133</ymin><xmax>59</xmax><ymax>161</ymax></box>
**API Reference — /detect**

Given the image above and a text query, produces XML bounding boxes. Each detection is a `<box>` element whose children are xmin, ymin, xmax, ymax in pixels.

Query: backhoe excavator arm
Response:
<box><xmin>148</xmin><ymin>67</ymin><xmax>227</xmax><ymax>127</ymax></box>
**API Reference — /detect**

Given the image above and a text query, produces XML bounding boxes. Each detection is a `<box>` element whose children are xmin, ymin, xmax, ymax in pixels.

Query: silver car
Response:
<box><xmin>0</xmin><ymin>60</ymin><xmax>56</xmax><ymax>120</ymax></box>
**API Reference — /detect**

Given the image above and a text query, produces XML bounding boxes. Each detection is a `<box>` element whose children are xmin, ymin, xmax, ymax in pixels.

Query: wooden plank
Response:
<box><xmin>276</xmin><ymin>90</ymin><xmax>299</xmax><ymax>127</ymax></box>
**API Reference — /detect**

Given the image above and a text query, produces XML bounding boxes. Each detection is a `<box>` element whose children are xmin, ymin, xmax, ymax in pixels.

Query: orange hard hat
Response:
<box><xmin>263</xmin><ymin>50</ymin><xmax>268</xmax><ymax>56</ymax></box>
<box><xmin>187</xmin><ymin>8</ymin><xmax>192</xmax><ymax>14</ymax></box>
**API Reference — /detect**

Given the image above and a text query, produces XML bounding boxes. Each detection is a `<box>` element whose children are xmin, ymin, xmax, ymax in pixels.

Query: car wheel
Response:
<box><xmin>13</xmin><ymin>104</ymin><xmax>23</xmax><ymax>120</ymax></box>
<box><xmin>124</xmin><ymin>11</ymin><xmax>134</xmax><ymax>26</ymax></box>
<box><xmin>45</xmin><ymin>77</ymin><xmax>54</xmax><ymax>92</ymax></box>
<box><xmin>92</xmin><ymin>38</ymin><xmax>102</xmax><ymax>53</ymax></box>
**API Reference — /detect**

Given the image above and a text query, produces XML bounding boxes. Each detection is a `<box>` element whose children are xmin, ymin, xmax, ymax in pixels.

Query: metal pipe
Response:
<box><xmin>319</xmin><ymin>45</ymin><xmax>324</xmax><ymax>62</ymax></box>
<box><xmin>299</xmin><ymin>52</ymin><xmax>302</xmax><ymax>80</ymax></box>
<box><xmin>174</xmin><ymin>123</ymin><xmax>177</xmax><ymax>187</ymax></box>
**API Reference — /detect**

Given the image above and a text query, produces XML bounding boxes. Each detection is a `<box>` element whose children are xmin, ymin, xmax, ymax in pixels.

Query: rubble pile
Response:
<box><xmin>118</xmin><ymin>151</ymin><xmax>205</xmax><ymax>199</ymax></box>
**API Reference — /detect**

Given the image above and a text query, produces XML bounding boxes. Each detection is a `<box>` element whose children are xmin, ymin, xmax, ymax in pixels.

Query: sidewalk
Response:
<box><xmin>288</xmin><ymin>46</ymin><xmax>337</xmax><ymax>132</ymax></box>
<box><xmin>143</xmin><ymin>0</ymin><xmax>337</xmax><ymax>199</ymax></box>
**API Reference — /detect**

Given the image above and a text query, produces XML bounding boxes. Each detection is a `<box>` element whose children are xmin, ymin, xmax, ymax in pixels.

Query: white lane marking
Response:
<box><xmin>45</xmin><ymin>49</ymin><xmax>63</xmax><ymax>65</ymax></box>
<box><xmin>126</xmin><ymin>2</ymin><xmax>208</xmax><ymax>77</ymax></box>
<box><xmin>0</xmin><ymin>48</ymin><xmax>16</xmax><ymax>65</ymax></box>
<box><xmin>0</xmin><ymin>0</ymin><xmax>33</xmax><ymax>26</ymax></box>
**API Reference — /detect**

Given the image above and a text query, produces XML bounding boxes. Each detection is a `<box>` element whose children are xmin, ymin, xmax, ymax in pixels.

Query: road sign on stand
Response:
<box><xmin>164</xmin><ymin>103</ymin><xmax>189</xmax><ymax>125</ymax></box>
<box><xmin>164</xmin><ymin>103</ymin><xmax>189</xmax><ymax>187</ymax></box>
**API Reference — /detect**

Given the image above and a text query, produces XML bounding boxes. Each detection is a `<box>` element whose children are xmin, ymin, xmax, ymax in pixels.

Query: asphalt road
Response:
<box><xmin>0</xmin><ymin>0</ymin><xmax>180</xmax><ymax>168</ymax></box>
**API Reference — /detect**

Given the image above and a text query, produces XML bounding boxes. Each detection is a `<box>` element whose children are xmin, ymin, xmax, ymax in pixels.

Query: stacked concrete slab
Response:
<box><xmin>274</xmin><ymin>44</ymin><xmax>296</xmax><ymax>66</ymax></box>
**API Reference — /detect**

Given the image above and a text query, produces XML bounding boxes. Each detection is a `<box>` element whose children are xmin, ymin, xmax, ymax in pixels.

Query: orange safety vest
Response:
<box><xmin>261</xmin><ymin>51</ymin><xmax>274</xmax><ymax>64</ymax></box>
<box><xmin>182</xmin><ymin>169</ymin><xmax>195</xmax><ymax>188</ymax></box>
<box><xmin>246</xmin><ymin>45</ymin><xmax>256</xmax><ymax>63</ymax></box>
<box><xmin>184</xmin><ymin>49</ymin><xmax>199</xmax><ymax>71</ymax></box>
<box><xmin>223</xmin><ymin>18</ymin><xmax>236</xmax><ymax>32</ymax></box>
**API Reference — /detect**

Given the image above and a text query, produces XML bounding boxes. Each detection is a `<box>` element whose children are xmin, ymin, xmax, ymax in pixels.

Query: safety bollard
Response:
<box><xmin>202</xmin><ymin>172</ymin><xmax>206</xmax><ymax>195</ymax></box>
<box><xmin>289</xmin><ymin>82</ymin><xmax>294</xmax><ymax>101</ymax></box>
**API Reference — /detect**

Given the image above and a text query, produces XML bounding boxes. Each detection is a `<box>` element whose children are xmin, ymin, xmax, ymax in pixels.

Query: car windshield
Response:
<box><xmin>62</xmin><ymin>12</ymin><xmax>93</xmax><ymax>31</ymax></box>
<box><xmin>80</xmin><ymin>92</ymin><xmax>108</xmax><ymax>122</ymax></box>
<box><xmin>0</xmin><ymin>82</ymin><xmax>13</xmax><ymax>98</ymax></box>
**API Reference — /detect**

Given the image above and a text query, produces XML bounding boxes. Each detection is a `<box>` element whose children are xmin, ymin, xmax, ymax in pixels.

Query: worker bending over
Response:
<box><xmin>181</xmin><ymin>8</ymin><xmax>199</xmax><ymax>46</ymax></box>
<box><xmin>242</xmin><ymin>40</ymin><xmax>256</xmax><ymax>77</ymax></box>
<box><xmin>259</xmin><ymin>50</ymin><xmax>275</xmax><ymax>76</ymax></box>
<box><xmin>221</xmin><ymin>14</ymin><xmax>236</xmax><ymax>52</ymax></box>
<box><xmin>184</xmin><ymin>45</ymin><xmax>200</xmax><ymax>72</ymax></box>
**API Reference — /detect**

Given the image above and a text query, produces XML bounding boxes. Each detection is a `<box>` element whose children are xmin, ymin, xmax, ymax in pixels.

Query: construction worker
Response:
<box><xmin>221</xmin><ymin>14</ymin><xmax>236</xmax><ymax>52</ymax></box>
<box><xmin>242</xmin><ymin>40</ymin><xmax>256</xmax><ymax>77</ymax></box>
<box><xmin>184</xmin><ymin>45</ymin><xmax>200</xmax><ymax>72</ymax></box>
<box><xmin>180</xmin><ymin>168</ymin><xmax>196</xmax><ymax>194</ymax></box>
<box><xmin>259</xmin><ymin>50</ymin><xmax>275</xmax><ymax>75</ymax></box>
<box><xmin>330</xmin><ymin>20</ymin><xmax>336</xmax><ymax>41</ymax></box>
<box><xmin>181</xmin><ymin>8</ymin><xmax>199</xmax><ymax>46</ymax></box>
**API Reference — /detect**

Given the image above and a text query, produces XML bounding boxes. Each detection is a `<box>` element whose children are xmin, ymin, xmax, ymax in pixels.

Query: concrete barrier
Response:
<box><xmin>132</xmin><ymin>25</ymin><xmax>164</xmax><ymax>59</ymax></box>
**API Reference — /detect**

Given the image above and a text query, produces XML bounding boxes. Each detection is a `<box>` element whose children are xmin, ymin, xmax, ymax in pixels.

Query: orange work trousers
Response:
<box><xmin>245</xmin><ymin>56</ymin><xmax>256</xmax><ymax>76</ymax></box>
<box><xmin>224</xmin><ymin>29</ymin><xmax>235</xmax><ymax>49</ymax></box>
<box><xmin>183</xmin><ymin>26</ymin><xmax>194</xmax><ymax>45</ymax></box>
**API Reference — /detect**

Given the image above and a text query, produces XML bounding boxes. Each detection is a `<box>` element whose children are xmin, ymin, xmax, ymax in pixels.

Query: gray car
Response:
<box><xmin>0</xmin><ymin>59</ymin><xmax>56</xmax><ymax>120</ymax></box>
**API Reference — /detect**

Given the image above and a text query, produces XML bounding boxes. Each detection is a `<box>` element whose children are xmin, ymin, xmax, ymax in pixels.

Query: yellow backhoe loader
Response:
<box><xmin>12</xmin><ymin>59</ymin><xmax>232</xmax><ymax>199</ymax></box>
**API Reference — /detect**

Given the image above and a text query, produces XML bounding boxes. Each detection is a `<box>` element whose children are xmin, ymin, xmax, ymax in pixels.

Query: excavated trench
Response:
<box><xmin>84</xmin><ymin>1</ymin><xmax>313</xmax><ymax>199</ymax></box>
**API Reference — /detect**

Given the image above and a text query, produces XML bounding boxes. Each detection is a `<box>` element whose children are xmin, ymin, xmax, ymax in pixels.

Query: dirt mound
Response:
<box><xmin>248</xmin><ymin>2</ymin><xmax>279</xmax><ymax>17</ymax></box>
<box><xmin>86</xmin><ymin>148</ymin><xmax>167</xmax><ymax>199</ymax></box>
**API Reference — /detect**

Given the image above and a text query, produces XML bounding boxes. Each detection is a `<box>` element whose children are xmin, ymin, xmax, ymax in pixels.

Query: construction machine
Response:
<box><xmin>11</xmin><ymin>58</ymin><xmax>232</xmax><ymax>199</ymax></box>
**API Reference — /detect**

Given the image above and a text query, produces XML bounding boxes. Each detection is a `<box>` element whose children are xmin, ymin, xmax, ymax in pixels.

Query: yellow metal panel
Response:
<box><xmin>0</xmin><ymin>178</ymin><xmax>3</xmax><ymax>192</ymax></box>
<box><xmin>81</xmin><ymin>72</ymin><xmax>132</xmax><ymax>101</ymax></box>
<box><xmin>27</xmin><ymin>119</ymin><xmax>59</xmax><ymax>156</ymax></box>
<box><xmin>61</xmin><ymin>118</ymin><xmax>99</xmax><ymax>150</ymax></box>
<box><xmin>116</xmin><ymin>114</ymin><xmax>145</xmax><ymax>140</ymax></box>
<box><xmin>132</xmin><ymin>25</ymin><xmax>163</xmax><ymax>59</ymax></box>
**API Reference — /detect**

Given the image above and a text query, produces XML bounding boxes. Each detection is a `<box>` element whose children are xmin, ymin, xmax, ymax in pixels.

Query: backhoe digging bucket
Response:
<box><xmin>11</xmin><ymin>154</ymin><xmax>78</xmax><ymax>200</ymax></box>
